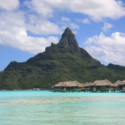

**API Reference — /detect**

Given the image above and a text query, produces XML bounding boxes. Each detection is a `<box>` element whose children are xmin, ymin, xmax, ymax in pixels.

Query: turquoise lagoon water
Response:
<box><xmin>0</xmin><ymin>91</ymin><xmax>125</xmax><ymax>125</ymax></box>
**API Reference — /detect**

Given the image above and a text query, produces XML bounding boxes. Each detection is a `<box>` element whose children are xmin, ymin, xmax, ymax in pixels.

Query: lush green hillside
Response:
<box><xmin>1</xmin><ymin>28</ymin><xmax>125</xmax><ymax>90</ymax></box>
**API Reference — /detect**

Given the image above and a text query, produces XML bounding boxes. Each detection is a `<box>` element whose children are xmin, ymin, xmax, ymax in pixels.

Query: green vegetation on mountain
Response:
<box><xmin>1</xmin><ymin>27</ymin><xmax>125</xmax><ymax>90</ymax></box>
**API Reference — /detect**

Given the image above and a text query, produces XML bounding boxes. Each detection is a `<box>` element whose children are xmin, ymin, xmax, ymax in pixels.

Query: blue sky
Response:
<box><xmin>0</xmin><ymin>0</ymin><xmax>125</xmax><ymax>71</ymax></box>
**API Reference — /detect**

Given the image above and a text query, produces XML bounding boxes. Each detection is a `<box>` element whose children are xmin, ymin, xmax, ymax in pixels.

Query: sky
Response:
<box><xmin>0</xmin><ymin>0</ymin><xmax>125</xmax><ymax>71</ymax></box>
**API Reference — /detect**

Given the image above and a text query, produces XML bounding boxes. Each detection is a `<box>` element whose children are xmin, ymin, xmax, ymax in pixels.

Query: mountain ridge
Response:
<box><xmin>1</xmin><ymin>27</ymin><xmax>125</xmax><ymax>90</ymax></box>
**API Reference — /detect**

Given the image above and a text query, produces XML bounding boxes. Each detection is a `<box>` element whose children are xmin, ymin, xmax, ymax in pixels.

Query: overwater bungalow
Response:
<box><xmin>81</xmin><ymin>82</ymin><xmax>93</xmax><ymax>92</ymax></box>
<box><xmin>89</xmin><ymin>79</ymin><xmax>114</xmax><ymax>92</ymax></box>
<box><xmin>51</xmin><ymin>79</ymin><xmax>125</xmax><ymax>93</ymax></box>
<box><xmin>51</xmin><ymin>81</ymin><xmax>83</xmax><ymax>92</ymax></box>
<box><xmin>113</xmin><ymin>80</ymin><xmax>125</xmax><ymax>92</ymax></box>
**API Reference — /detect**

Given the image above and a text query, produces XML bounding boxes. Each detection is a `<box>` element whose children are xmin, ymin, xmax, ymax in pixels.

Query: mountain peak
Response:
<box><xmin>62</xmin><ymin>27</ymin><xmax>74</xmax><ymax>37</ymax></box>
<box><xmin>46</xmin><ymin>27</ymin><xmax>79</xmax><ymax>52</ymax></box>
<box><xmin>58</xmin><ymin>27</ymin><xmax>79</xmax><ymax>51</ymax></box>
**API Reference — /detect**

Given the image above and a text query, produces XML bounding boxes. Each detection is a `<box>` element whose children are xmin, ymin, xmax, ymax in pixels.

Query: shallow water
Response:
<box><xmin>0</xmin><ymin>91</ymin><xmax>125</xmax><ymax>125</ymax></box>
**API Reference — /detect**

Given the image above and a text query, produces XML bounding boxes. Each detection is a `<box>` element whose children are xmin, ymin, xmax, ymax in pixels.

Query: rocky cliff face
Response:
<box><xmin>46</xmin><ymin>28</ymin><xmax>79</xmax><ymax>51</ymax></box>
<box><xmin>58</xmin><ymin>28</ymin><xmax>79</xmax><ymax>51</ymax></box>
<box><xmin>45</xmin><ymin>27</ymin><xmax>92</xmax><ymax>59</ymax></box>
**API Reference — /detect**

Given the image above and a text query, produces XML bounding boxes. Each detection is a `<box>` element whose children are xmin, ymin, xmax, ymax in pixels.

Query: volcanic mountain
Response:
<box><xmin>1</xmin><ymin>28</ymin><xmax>125</xmax><ymax>90</ymax></box>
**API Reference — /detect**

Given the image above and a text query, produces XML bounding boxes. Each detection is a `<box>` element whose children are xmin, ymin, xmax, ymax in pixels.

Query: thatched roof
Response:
<box><xmin>54</xmin><ymin>81</ymin><xmax>83</xmax><ymax>87</ymax></box>
<box><xmin>114</xmin><ymin>80</ymin><xmax>125</xmax><ymax>87</ymax></box>
<box><xmin>93</xmin><ymin>79</ymin><xmax>114</xmax><ymax>86</ymax></box>
<box><xmin>82</xmin><ymin>82</ymin><xmax>93</xmax><ymax>87</ymax></box>
<box><xmin>54</xmin><ymin>82</ymin><xmax>66</xmax><ymax>87</ymax></box>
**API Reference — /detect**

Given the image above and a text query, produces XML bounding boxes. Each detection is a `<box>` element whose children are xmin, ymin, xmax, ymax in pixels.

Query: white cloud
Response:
<box><xmin>102</xmin><ymin>23</ymin><xmax>113</xmax><ymax>32</ymax></box>
<box><xmin>0</xmin><ymin>27</ymin><xmax>59</xmax><ymax>54</ymax></box>
<box><xmin>82</xmin><ymin>18</ymin><xmax>91</xmax><ymax>24</ymax></box>
<box><xmin>0</xmin><ymin>11</ymin><xmax>62</xmax><ymax>36</ymax></box>
<box><xmin>61</xmin><ymin>17</ymin><xmax>70</xmax><ymax>22</ymax></box>
<box><xmin>73</xmin><ymin>31</ymin><xmax>78</xmax><ymax>34</ymax></box>
<box><xmin>70</xmin><ymin>0</ymin><xmax>125</xmax><ymax>21</ymax></box>
<box><xmin>25</xmin><ymin>0</ymin><xmax>67</xmax><ymax>17</ymax></box>
<box><xmin>30</xmin><ymin>0</ymin><xmax>53</xmax><ymax>17</ymax></box>
<box><xmin>0</xmin><ymin>11</ymin><xmax>60</xmax><ymax>54</ymax></box>
<box><xmin>0</xmin><ymin>0</ymin><xmax>19</xmax><ymax>11</ymax></box>
<box><xmin>26</xmin><ymin>17</ymin><xmax>62</xmax><ymax>35</ymax></box>
<box><xmin>59</xmin><ymin>17</ymin><xmax>79</xmax><ymax>30</ymax></box>
<box><xmin>26</xmin><ymin>0</ymin><xmax>125</xmax><ymax>21</ymax></box>
<box><xmin>84</xmin><ymin>32</ymin><xmax>125</xmax><ymax>66</ymax></box>
<box><xmin>70</xmin><ymin>23</ymin><xmax>79</xmax><ymax>29</ymax></box>
<box><xmin>69</xmin><ymin>0</ymin><xmax>125</xmax><ymax>21</ymax></box>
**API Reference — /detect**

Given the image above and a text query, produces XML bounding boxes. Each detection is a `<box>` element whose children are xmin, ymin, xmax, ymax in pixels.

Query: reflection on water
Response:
<box><xmin>0</xmin><ymin>91</ymin><xmax>125</xmax><ymax>125</ymax></box>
